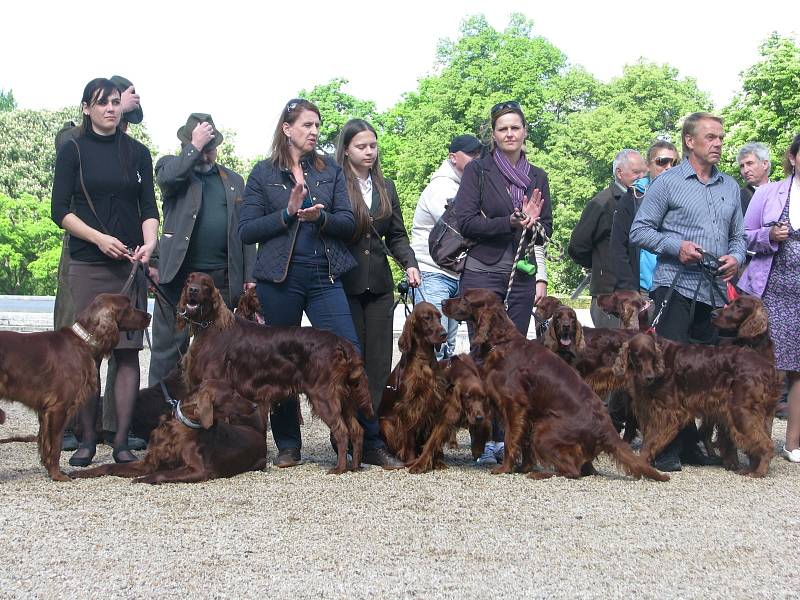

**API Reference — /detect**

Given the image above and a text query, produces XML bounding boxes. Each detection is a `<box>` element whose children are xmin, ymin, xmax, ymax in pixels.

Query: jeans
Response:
<box><xmin>414</xmin><ymin>271</ymin><xmax>460</xmax><ymax>359</ymax></box>
<box><xmin>255</xmin><ymin>261</ymin><xmax>385</xmax><ymax>451</ymax></box>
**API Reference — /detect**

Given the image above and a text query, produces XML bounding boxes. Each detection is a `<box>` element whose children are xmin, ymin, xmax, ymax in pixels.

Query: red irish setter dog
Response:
<box><xmin>71</xmin><ymin>379</ymin><xmax>267</xmax><ymax>484</ymax></box>
<box><xmin>177</xmin><ymin>272</ymin><xmax>371</xmax><ymax>474</ymax></box>
<box><xmin>712</xmin><ymin>295</ymin><xmax>774</xmax><ymax>359</ymax></box>
<box><xmin>379</xmin><ymin>302</ymin><xmax>447</xmax><ymax>464</ymax></box>
<box><xmin>612</xmin><ymin>333</ymin><xmax>782</xmax><ymax>477</ymax></box>
<box><xmin>0</xmin><ymin>294</ymin><xmax>150</xmax><ymax>481</ymax></box>
<box><xmin>406</xmin><ymin>354</ymin><xmax>491</xmax><ymax>473</ymax></box>
<box><xmin>234</xmin><ymin>286</ymin><xmax>265</xmax><ymax>324</ymax></box>
<box><xmin>596</xmin><ymin>290</ymin><xmax>652</xmax><ymax>331</ymax></box>
<box><xmin>442</xmin><ymin>289</ymin><xmax>668</xmax><ymax>482</ymax></box>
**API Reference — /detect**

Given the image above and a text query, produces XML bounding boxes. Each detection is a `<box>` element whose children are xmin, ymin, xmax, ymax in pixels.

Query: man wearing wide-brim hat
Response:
<box><xmin>148</xmin><ymin>113</ymin><xmax>256</xmax><ymax>386</ymax></box>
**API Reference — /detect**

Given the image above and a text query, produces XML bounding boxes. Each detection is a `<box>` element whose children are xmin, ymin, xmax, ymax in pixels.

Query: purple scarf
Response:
<box><xmin>493</xmin><ymin>149</ymin><xmax>531</xmax><ymax>210</ymax></box>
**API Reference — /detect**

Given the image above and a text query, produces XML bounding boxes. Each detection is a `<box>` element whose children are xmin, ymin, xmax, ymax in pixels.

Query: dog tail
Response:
<box><xmin>0</xmin><ymin>434</ymin><xmax>36</xmax><ymax>444</ymax></box>
<box><xmin>342</xmin><ymin>342</ymin><xmax>374</xmax><ymax>420</ymax></box>
<box><xmin>601</xmin><ymin>423</ymin><xmax>670</xmax><ymax>482</ymax></box>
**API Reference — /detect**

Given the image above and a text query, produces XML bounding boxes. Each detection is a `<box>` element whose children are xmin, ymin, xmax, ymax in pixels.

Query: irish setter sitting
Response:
<box><xmin>0</xmin><ymin>294</ymin><xmax>150</xmax><ymax>481</ymax></box>
<box><xmin>177</xmin><ymin>272</ymin><xmax>371</xmax><ymax>474</ymax></box>
<box><xmin>407</xmin><ymin>354</ymin><xmax>491</xmax><ymax>473</ymax></box>
<box><xmin>71</xmin><ymin>379</ymin><xmax>267</xmax><ymax>484</ymax></box>
<box><xmin>379</xmin><ymin>302</ymin><xmax>447</xmax><ymax>464</ymax></box>
<box><xmin>442</xmin><ymin>289</ymin><xmax>668</xmax><ymax>482</ymax></box>
<box><xmin>612</xmin><ymin>333</ymin><xmax>782</xmax><ymax>477</ymax></box>
<box><xmin>596</xmin><ymin>290</ymin><xmax>652</xmax><ymax>331</ymax></box>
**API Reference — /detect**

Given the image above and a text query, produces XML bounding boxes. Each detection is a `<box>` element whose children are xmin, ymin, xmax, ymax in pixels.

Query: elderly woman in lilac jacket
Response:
<box><xmin>738</xmin><ymin>134</ymin><xmax>800</xmax><ymax>464</ymax></box>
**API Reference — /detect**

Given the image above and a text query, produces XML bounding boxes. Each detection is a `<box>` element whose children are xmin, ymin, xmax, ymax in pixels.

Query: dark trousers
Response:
<box><xmin>460</xmin><ymin>269</ymin><xmax>536</xmax><ymax>441</ymax></box>
<box><xmin>650</xmin><ymin>286</ymin><xmax>716</xmax><ymax>453</ymax></box>
<box><xmin>347</xmin><ymin>290</ymin><xmax>394</xmax><ymax>414</ymax></box>
<box><xmin>255</xmin><ymin>261</ymin><xmax>385</xmax><ymax>451</ymax></box>
<box><xmin>148</xmin><ymin>266</ymin><xmax>230</xmax><ymax>386</ymax></box>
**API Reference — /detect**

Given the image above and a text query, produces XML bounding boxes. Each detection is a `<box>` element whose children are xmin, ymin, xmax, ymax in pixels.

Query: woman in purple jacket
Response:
<box><xmin>738</xmin><ymin>134</ymin><xmax>800</xmax><ymax>464</ymax></box>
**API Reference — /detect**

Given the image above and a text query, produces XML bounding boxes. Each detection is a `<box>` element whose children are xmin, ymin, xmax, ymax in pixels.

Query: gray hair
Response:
<box><xmin>737</xmin><ymin>142</ymin><xmax>770</xmax><ymax>165</ymax></box>
<box><xmin>612</xmin><ymin>149</ymin><xmax>642</xmax><ymax>178</ymax></box>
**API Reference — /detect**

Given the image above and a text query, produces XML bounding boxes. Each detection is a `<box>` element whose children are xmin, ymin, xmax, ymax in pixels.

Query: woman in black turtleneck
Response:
<box><xmin>51</xmin><ymin>78</ymin><xmax>159</xmax><ymax>466</ymax></box>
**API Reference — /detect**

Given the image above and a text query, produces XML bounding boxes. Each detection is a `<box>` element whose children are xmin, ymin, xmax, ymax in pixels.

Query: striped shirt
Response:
<box><xmin>630</xmin><ymin>159</ymin><xmax>746</xmax><ymax>307</ymax></box>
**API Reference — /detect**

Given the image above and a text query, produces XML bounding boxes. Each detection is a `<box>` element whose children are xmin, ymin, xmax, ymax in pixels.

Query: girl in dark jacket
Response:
<box><xmin>239</xmin><ymin>100</ymin><xmax>402</xmax><ymax>469</ymax></box>
<box><xmin>336</xmin><ymin>119</ymin><xmax>420</xmax><ymax>413</ymax></box>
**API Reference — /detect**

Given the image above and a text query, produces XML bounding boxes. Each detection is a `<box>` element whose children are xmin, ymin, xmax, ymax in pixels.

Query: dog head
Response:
<box><xmin>77</xmin><ymin>294</ymin><xmax>151</xmax><ymax>356</ymax></box>
<box><xmin>398</xmin><ymin>301</ymin><xmax>447</xmax><ymax>353</ymax></box>
<box><xmin>711</xmin><ymin>295</ymin><xmax>769</xmax><ymax>341</ymax></box>
<box><xmin>612</xmin><ymin>333</ymin><xmax>664</xmax><ymax>386</ymax></box>
<box><xmin>182</xmin><ymin>379</ymin><xmax>262</xmax><ymax>431</ymax></box>
<box><xmin>443</xmin><ymin>289</ymin><xmax>514</xmax><ymax>347</ymax></box>
<box><xmin>597</xmin><ymin>290</ymin><xmax>652</xmax><ymax>330</ymax></box>
<box><xmin>176</xmin><ymin>272</ymin><xmax>234</xmax><ymax>332</ymax></box>
<box><xmin>235</xmin><ymin>287</ymin><xmax>265</xmax><ymax>325</ymax></box>
<box><xmin>543</xmin><ymin>305</ymin><xmax>585</xmax><ymax>355</ymax></box>
<box><xmin>444</xmin><ymin>355</ymin><xmax>489</xmax><ymax>427</ymax></box>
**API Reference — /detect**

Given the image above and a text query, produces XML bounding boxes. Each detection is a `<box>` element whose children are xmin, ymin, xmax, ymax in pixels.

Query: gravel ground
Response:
<box><xmin>1</xmin><ymin>349</ymin><xmax>799</xmax><ymax>599</ymax></box>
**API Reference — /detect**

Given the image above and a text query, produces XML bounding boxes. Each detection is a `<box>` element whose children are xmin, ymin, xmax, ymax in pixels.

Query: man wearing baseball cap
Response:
<box><xmin>148</xmin><ymin>113</ymin><xmax>255</xmax><ymax>386</ymax></box>
<box><xmin>409</xmin><ymin>133</ymin><xmax>483</xmax><ymax>359</ymax></box>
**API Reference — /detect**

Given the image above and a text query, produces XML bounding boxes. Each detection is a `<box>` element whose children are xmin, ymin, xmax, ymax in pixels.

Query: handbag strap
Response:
<box><xmin>70</xmin><ymin>138</ymin><xmax>110</xmax><ymax>236</ymax></box>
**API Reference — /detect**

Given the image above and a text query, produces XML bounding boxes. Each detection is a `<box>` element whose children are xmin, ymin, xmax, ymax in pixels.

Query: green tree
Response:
<box><xmin>0</xmin><ymin>88</ymin><xmax>16</xmax><ymax>112</ymax></box>
<box><xmin>300</xmin><ymin>78</ymin><xmax>378</xmax><ymax>151</ymax></box>
<box><xmin>0</xmin><ymin>193</ymin><xmax>63</xmax><ymax>294</ymax></box>
<box><xmin>723</xmin><ymin>33</ymin><xmax>800</xmax><ymax>176</ymax></box>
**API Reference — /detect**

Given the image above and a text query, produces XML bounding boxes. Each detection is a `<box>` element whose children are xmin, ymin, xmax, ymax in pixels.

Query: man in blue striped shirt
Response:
<box><xmin>630</xmin><ymin>112</ymin><xmax>746</xmax><ymax>471</ymax></box>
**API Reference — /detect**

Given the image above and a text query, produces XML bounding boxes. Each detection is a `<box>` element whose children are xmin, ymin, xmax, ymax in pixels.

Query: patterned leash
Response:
<box><xmin>503</xmin><ymin>220</ymin><xmax>562</xmax><ymax>311</ymax></box>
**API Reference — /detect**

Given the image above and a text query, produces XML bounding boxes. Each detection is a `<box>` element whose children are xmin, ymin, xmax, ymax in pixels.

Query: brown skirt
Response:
<box><xmin>69</xmin><ymin>259</ymin><xmax>147</xmax><ymax>350</ymax></box>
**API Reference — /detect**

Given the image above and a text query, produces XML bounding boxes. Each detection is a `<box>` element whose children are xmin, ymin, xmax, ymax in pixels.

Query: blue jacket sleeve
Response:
<box><xmin>238</xmin><ymin>162</ymin><xmax>290</xmax><ymax>245</ymax></box>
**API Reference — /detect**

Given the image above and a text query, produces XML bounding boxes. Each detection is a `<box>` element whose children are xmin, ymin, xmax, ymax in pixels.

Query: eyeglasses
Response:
<box><xmin>491</xmin><ymin>100</ymin><xmax>521</xmax><ymax>118</ymax></box>
<box><xmin>654</xmin><ymin>156</ymin><xmax>678</xmax><ymax>167</ymax></box>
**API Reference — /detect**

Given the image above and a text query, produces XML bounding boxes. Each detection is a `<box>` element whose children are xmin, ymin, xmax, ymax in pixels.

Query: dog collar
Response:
<box><xmin>71</xmin><ymin>322</ymin><xmax>100</xmax><ymax>348</ymax></box>
<box><xmin>174</xmin><ymin>400</ymin><xmax>203</xmax><ymax>429</ymax></box>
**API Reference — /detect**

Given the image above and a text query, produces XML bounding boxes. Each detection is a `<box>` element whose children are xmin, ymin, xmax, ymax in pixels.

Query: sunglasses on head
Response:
<box><xmin>654</xmin><ymin>156</ymin><xmax>678</xmax><ymax>167</ymax></box>
<box><xmin>285</xmin><ymin>99</ymin><xmax>303</xmax><ymax>113</ymax></box>
<box><xmin>491</xmin><ymin>100</ymin><xmax>521</xmax><ymax>118</ymax></box>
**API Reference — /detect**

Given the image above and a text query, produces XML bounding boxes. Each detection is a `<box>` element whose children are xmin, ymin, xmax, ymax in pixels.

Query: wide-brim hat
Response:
<box><xmin>109</xmin><ymin>75</ymin><xmax>143</xmax><ymax>125</ymax></box>
<box><xmin>176</xmin><ymin>112</ymin><xmax>224</xmax><ymax>150</ymax></box>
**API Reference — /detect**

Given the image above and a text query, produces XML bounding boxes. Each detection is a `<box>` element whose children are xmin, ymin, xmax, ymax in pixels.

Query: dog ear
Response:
<box><xmin>739</xmin><ymin>303</ymin><xmax>769</xmax><ymax>339</ymax></box>
<box><xmin>213</xmin><ymin>287</ymin><xmax>235</xmax><ymax>330</ymax></box>
<box><xmin>471</xmin><ymin>310</ymin><xmax>496</xmax><ymax>347</ymax></box>
<box><xmin>398</xmin><ymin>312</ymin><xmax>415</xmax><ymax>353</ymax></box>
<box><xmin>654</xmin><ymin>340</ymin><xmax>666</xmax><ymax>377</ymax></box>
<box><xmin>194</xmin><ymin>384</ymin><xmax>216</xmax><ymax>429</ymax></box>
<box><xmin>542</xmin><ymin>315</ymin><xmax>559</xmax><ymax>351</ymax></box>
<box><xmin>574</xmin><ymin>320</ymin><xmax>586</xmax><ymax>353</ymax></box>
<box><xmin>612</xmin><ymin>341</ymin><xmax>630</xmax><ymax>378</ymax></box>
<box><xmin>88</xmin><ymin>305</ymin><xmax>120</xmax><ymax>354</ymax></box>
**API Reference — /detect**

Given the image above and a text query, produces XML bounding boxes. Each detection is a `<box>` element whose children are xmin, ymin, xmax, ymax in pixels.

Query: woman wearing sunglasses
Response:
<box><xmin>453</xmin><ymin>101</ymin><xmax>553</xmax><ymax>465</ymax></box>
<box><xmin>238</xmin><ymin>99</ymin><xmax>403</xmax><ymax>470</ymax></box>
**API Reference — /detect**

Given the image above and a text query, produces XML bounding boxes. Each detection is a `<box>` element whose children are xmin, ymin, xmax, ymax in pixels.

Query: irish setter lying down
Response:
<box><xmin>0</xmin><ymin>294</ymin><xmax>150</xmax><ymax>481</ymax></box>
<box><xmin>442</xmin><ymin>289</ymin><xmax>668</xmax><ymax>482</ymax></box>
<box><xmin>612</xmin><ymin>333</ymin><xmax>782</xmax><ymax>477</ymax></box>
<box><xmin>71</xmin><ymin>379</ymin><xmax>267</xmax><ymax>484</ymax></box>
<box><xmin>177</xmin><ymin>272</ymin><xmax>371</xmax><ymax>474</ymax></box>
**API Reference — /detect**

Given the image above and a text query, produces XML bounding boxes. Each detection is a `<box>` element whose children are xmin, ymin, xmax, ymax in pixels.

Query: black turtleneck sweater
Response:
<box><xmin>51</xmin><ymin>128</ymin><xmax>159</xmax><ymax>263</ymax></box>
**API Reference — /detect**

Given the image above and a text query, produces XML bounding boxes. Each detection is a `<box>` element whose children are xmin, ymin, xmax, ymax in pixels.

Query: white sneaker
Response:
<box><xmin>476</xmin><ymin>441</ymin><xmax>498</xmax><ymax>465</ymax></box>
<box><xmin>782</xmin><ymin>446</ymin><xmax>800</xmax><ymax>463</ymax></box>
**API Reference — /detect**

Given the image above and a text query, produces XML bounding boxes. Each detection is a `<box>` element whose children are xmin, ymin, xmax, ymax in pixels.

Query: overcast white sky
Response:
<box><xmin>2</xmin><ymin>1</ymin><xmax>797</xmax><ymax>158</ymax></box>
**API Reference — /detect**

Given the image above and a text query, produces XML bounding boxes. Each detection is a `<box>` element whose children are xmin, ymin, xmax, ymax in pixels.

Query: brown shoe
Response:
<box><xmin>362</xmin><ymin>447</ymin><xmax>405</xmax><ymax>470</ymax></box>
<box><xmin>273</xmin><ymin>447</ymin><xmax>302</xmax><ymax>468</ymax></box>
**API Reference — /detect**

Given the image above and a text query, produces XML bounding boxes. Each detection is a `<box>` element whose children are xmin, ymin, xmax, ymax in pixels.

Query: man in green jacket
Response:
<box><xmin>148</xmin><ymin>113</ymin><xmax>255</xmax><ymax>386</ymax></box>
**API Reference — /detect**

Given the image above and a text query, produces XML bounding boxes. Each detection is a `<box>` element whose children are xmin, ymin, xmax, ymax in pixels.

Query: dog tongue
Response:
<box><xmin>560</xmin><ymin>336</ymin><xmax>572</xmax><ymax>346</ymax></box>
